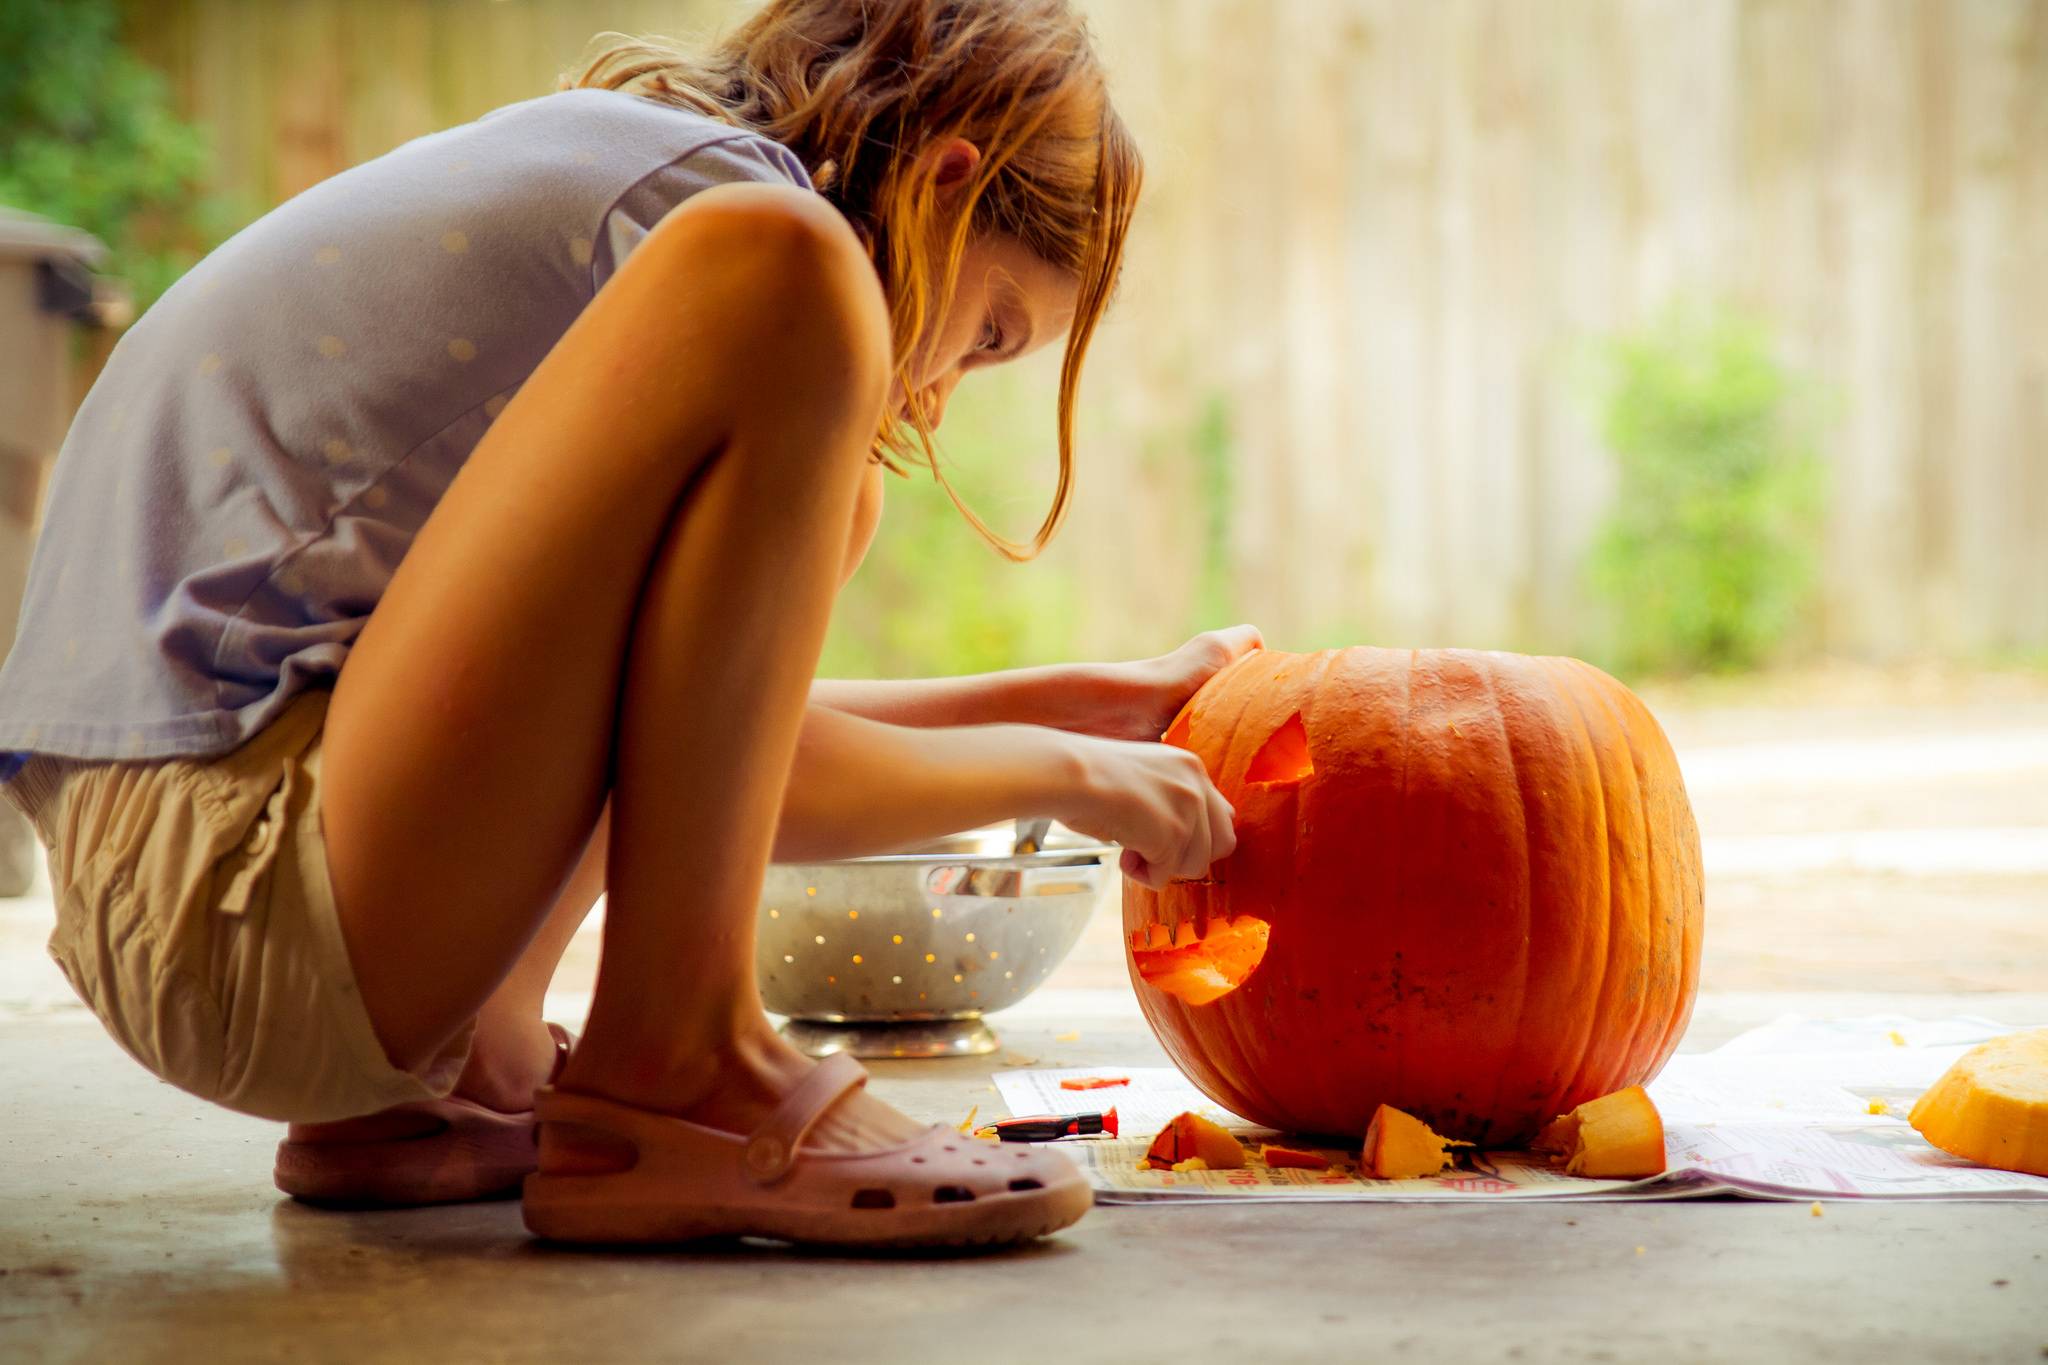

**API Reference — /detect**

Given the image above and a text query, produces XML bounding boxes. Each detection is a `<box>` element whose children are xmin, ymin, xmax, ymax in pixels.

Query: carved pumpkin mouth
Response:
<box><xmin>1129</xmin><ymin>916</ymin><xmax>1271</xmax><ymax>1006</ymax></box>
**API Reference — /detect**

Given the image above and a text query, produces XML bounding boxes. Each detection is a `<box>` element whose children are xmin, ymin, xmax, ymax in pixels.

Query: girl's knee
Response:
<box><xmin>638</xmin><ymin>187</ymin><xmax>892</xmax><ymax>426</ymax></box>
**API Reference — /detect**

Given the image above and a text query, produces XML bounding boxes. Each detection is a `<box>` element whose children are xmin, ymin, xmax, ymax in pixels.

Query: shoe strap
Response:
<box><xmin>544</xmin><ymin>1022</ymin><xmax>574</xmax><ymax>1086</ymax></box>
<box><xmin>743</xmin><ymin>1052</ymin><xmax>868</xmax><ymax>1185</ymax></box>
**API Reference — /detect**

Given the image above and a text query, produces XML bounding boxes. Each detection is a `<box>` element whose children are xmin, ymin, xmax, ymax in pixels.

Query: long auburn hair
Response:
<box><xmin>563</xmin><ymin>0</ymin><xmax>1140</xmax><ymax>560</ymax></box>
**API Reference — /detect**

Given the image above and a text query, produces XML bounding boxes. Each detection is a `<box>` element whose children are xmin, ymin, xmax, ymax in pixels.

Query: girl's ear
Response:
<box><xmin>930</xmin><ymin>137</ymin><xmax>983</xmax><ymax>193</ymax></box>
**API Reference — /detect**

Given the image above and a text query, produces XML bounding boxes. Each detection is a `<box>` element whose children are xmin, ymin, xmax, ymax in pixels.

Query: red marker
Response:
<box><xmin>989</xmin><ymin>1108</ymin><xmax>1120</xmax><ymax>1142</ymax></box>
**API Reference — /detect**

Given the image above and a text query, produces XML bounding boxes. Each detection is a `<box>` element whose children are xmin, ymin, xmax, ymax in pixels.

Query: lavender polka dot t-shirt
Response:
<box><xmin>0</xmin><ymin>90</ymin><xmax>811</xmax><ymax>778</ymax></box>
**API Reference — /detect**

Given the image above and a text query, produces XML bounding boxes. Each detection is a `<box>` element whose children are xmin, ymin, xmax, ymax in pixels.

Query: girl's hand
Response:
<box><xmin>1052</xmin><ymin>732</ymin><xmax>1237</xmax><ymax>890</ymax></box>
<box><xmin>1076</xmin><ymin>624</ymin><xmax>1264</xmax><ymax>743</ymax></box>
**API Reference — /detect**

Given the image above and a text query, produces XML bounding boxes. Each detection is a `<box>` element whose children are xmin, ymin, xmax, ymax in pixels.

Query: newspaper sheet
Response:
<box><xmin>992</xmin><ymin>1015</ymin><xmax>2048</xmax><ymax>1203</ymax></box>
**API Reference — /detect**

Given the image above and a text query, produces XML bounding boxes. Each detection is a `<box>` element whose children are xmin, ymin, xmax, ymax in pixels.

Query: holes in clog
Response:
<box><xmin>910</xmin><ymin>1156</ymin><xmax>926</xmax><ymax>1164</ymax></box>
<box><xmin>1008</xmin><ymin>1178</ymin><xmax>1044</xmax><ymax>1192</ymax></box>
<box><xmin>932</xmin><ymin>1186</ymin><xmax>976</xmax><ymax>1204</ymax></box>
<box><xmin>851</xmin><ymin>1188</ymin><xmax>896</xmax><ymax>1210</ymax></box>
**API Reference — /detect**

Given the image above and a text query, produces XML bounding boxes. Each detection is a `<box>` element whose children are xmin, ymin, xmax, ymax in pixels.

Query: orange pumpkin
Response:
<box><xmin>1125</xmin><ymin>647</ymin><xmax>1703</xmax><ymax>1145</ymax></box>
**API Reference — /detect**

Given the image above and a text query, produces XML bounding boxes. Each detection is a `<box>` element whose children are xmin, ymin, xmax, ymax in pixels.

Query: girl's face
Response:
<box><xmin>843</xmin><ymin>141</ymin><xmax>1079</xmax><ymax>588</ymax></box>
<box><xmin>886</xmin><ymin>230</ymin><xmax>1080</xmax><ymax>428</ymax></box>
<box><xmin>845</xmin><ymin>238</ymin><xmax>1073</xmax><ymax>587</ymax></box>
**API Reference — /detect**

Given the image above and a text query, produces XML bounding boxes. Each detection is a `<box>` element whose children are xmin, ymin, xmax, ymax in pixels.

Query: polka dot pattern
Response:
<box><xmin>9</xmin><ymin>94</ymin><xmax>818</xmax><ymax>767</ymax></box>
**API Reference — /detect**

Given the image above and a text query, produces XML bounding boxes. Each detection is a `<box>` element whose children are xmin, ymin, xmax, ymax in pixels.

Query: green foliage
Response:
<box><xmin>1187</xmin><ymin>389</ymin><xmax>1235</xmax><ymax>633</ymax></box>
<box><xmin>0</xmin><ymin>0</ymin><xmax>217</xmax><ymax>307</ymax></box>
<box><xmin>1587</xmin><ymin>303</ymin><xmax>1827</xmax><ymax>676</ymax></box>
<box><xmin>819</xmin><ymin>369</ymin><xmax>1078</xmax><ymax>680</ymax></box>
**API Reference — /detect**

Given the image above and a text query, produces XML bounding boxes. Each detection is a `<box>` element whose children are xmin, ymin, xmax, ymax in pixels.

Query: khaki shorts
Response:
<box><xmin>4</xmin><ymin>688</ymin><xmax>472</xmax><ymax>1123</ymax></box>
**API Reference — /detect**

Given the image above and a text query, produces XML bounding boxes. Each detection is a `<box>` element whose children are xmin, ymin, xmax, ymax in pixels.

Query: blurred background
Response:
<box><xmin>1</xmin><ymin>0</ymin><xmax>2044</xmax><ymax>998</ymax></box>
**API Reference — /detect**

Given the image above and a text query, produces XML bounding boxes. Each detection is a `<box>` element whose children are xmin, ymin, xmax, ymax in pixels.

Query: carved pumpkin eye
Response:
<box><xmin>1245</xmin><ymin>713</ymin><xmax>1313</xmax><ymax>786</ymax></box>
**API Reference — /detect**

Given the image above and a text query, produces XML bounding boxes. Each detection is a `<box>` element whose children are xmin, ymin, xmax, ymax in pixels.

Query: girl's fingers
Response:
<box><xmin>1208</xmin><ymin>787</ymin><xmax>1238</xmax><ymax>862</ymax></box>
<box><xmin>1209</xmin><ymin>623</ymin><xmax>1263</xmax><ymax>661</ymax></box>
<box><xmin>1121</xmin><ymin>846</ymin><xmax>1170</xmax><ymax>891</ymax></box>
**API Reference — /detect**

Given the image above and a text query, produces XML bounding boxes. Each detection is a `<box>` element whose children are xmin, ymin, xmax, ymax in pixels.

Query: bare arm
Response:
<box><xmin>809</xmin><ymin>625</ymin><xmax>1265</xmax><ymax>743</ymax></box>
<box><xmin>808</xmin><ymin>666</ymin><xmax>1128</xmax><ymax>734</ymax></box>
<box><xmin>771</xmin><ymin>701</ymin><xmax>1236</xmax><ymax>886</ymax></box>
<box><xmin>772</xmin><ymin>702</ymin><xmax>1075</xmax><ymax>862</ymax></box>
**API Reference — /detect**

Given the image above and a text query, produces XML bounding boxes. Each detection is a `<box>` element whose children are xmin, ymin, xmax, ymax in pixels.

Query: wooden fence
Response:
<box><xmin>125</xmin><ymin>0</ymin><xmax>2048</xmax><ymax>664</ymax></box>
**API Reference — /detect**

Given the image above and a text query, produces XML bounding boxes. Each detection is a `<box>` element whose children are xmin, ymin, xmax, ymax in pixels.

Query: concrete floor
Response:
<box><xmin>4</xmin><ymin>993</ymin><xmax>2047</xmax><ymax>1365</ymax></box>
<box><xmin>5</xmin><ymin>672</ymin><xmax>2048</xmax><ymax>1363</ymax></box>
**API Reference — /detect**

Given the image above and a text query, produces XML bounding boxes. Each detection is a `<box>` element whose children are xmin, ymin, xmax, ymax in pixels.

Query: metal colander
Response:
<box><xmin>755</xmin><ymin>825</ymin><xmax>1117</xmax><ymax>1058</ymax></box>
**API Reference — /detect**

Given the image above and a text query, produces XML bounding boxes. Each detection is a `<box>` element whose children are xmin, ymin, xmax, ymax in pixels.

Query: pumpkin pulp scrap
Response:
<box><xmin>1533</xmin><ymin>1085</ymin><xmax>1667</xmax><ymax>1178</ymax></box>
<box><xmin>1362</xmin><ymin>1103</ymin><xmax>1470</xmax><ymax>1180</ymax></box>
<box><xmin>1258</xmin><ymin>1143</ymin><xmax>1330</xmax><ymax>1171</ymax></box>
<box><xmin>1142</xmin><ymin>1112</ymin><xmax>1247</xmax><ymax>1170</ymax></box>
<box><xmin>1908</xmin><ymin>1027</ymin><xmax>2048</xmax><ymax>1176</ymax></box>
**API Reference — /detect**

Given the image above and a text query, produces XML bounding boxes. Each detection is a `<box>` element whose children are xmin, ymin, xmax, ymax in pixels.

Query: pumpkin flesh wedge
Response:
<box><xmin>1908</xmin><ymin>1028</ymin><xmax>2048</xmax><ymax>1176</ymax></box>
<box><xmin>1362</xmin><ymin>1103</ymin><xmax>1470</xmax><ymax>1180</ymax></box>
<box><xmin>1533</xmin><ymin>1085</ymin><xmax>1667</xmax><ymax>1178</ymax></box>
<box><xmin>1142</xmin><ymin>1111</ymin><xmax>1247</xmax><ymax>1170</ymax></box>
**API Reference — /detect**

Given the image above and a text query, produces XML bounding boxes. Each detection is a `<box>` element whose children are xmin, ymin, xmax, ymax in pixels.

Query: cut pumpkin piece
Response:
<box><xmin>1908</xmin><ymin>1027</ymin><xmax>2048</xmax><ymax>1176</ymax></box>
<box><xmin>1361</xmin><ymin>1103</ymin><xmax>1470</xmax><ymax>1179</ymax></box>
<box><xmin>1143</xmin><ymin>1111</ymin><xmax>1247</xmax><ymax>1170</ymax></box>
<box><xmin>1258</xmin><ymin>1143</ymin><xmax>1330</xmax><ymax>1171</ymax></box>
<box><xmin>1533</xmin><ymin>1085</ymin><xmax>1667</xmax><ymax>1178</ymax></box>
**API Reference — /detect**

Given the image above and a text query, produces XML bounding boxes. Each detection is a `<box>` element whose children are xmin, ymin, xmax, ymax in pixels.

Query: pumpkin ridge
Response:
<box><xmin>1292</xmin><ymin>647</ymin><xmax>1343</xmax><ymax>1126</ymax></box>
<box><xmin>1476</xmin><ymin>654</ymin><xmax>1536</xmax><ymax>1142</ymax></box>
<box><xmin>1623</xmin><ymin>674</ymin><xmax>1701</xmax><ymax>1073</ymax></box>
<box><xmin>1549</xmin><ymin>659</ymin><xmax>1617</xmax><ymax>1107</ymax></box>
<box><xmin>1388</xmin><ymin>649</ymin><xmax>1422</xmax><ymax>1122</ymax></box>
<box><xmin>1601</xmin><ymin>672</ymin><xmax>1658</xmax><ymax>1091</ymax></box>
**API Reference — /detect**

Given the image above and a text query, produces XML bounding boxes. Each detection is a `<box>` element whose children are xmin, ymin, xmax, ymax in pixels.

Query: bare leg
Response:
<box><xmin>319</xmin><ymin>186</ymin><xmax>914</xmax><ymax>1148</ymax></box>
<box><xmin>457</xmin><ymin>800</ymin><xmax>610</xmax><ymax>1111</ymax></box>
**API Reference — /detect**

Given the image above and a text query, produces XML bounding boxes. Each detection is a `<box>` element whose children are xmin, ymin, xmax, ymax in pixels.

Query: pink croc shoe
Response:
<box><xmin>274</xmin><ymin>1022</ymin><xmax>574</xmax><ymax>1207</ymax></box>
<box><xmin>522</xmin><ymin>1053</ymin><xmax>1093</xmax><ymax>1250</ymax></box>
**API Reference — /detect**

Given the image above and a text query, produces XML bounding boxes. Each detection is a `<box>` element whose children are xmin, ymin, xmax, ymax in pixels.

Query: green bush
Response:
<box><xmin>1586</xmin><ymin>303</ymin><xmax>1827</xmax><ymax>676</ymax></box>
<box><xmin>0</xmin><ymin>0</ymin><xmax>217</xmax><ymax>308</ymax></box>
